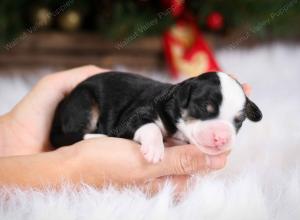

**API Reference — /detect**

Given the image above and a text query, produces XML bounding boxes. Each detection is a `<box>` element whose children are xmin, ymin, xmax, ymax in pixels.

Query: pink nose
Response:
<box><xmin>213</xmin><ymin>132</ymin><xmax>230</xmax><ymax>147</ymax></box>
<box><xmin>193</xmin><ymin>121</ymin><xmax>233</xmax><ymax>151</ymax></box>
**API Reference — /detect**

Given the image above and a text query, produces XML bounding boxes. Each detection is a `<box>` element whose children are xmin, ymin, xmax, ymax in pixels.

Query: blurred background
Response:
<box><xmin>0</xmin><ymin>0</ymin><xmax>300</xmax><ymax>114</ymax></box>
<box><xmin>0</xmin><ymin>0</ymin><xmax>300</xmax><ymax>72</ymax></box>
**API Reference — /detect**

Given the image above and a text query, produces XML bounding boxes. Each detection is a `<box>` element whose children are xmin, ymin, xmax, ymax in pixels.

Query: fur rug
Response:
<box><xmin>0</xmin><ymin>44</ymin><xmax>299</xmax><ymax>220</ymax></box>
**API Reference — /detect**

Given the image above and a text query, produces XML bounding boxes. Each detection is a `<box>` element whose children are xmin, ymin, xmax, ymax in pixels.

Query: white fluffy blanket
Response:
<box><xmin>0</xmin><ymin>44</ymin><xmax>299</xmax><ymax>220</ymax></box>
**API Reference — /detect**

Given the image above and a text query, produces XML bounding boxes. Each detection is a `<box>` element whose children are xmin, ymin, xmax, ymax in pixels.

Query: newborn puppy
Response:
<box><xmin>50</xmin><ymin>71</ymin><xmax>262</xmax><ymax>163</ymax></box>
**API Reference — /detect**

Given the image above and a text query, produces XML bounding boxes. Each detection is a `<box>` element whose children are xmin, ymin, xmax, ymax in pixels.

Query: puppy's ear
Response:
<box><xmin>176</xmin><ymin>82</ymin><xmax>193</xmax><ymax>108</ymax></box>
<box><xmin>245</xmin><ymin>97</ymin><xmax>262</xmax><ymax>122</ymax></box>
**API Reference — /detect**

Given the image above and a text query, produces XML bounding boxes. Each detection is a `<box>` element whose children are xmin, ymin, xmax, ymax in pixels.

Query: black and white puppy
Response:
<box><xmin>50</xmin><ymin>71</ymin><xmax>262</xmax><ymax>163</ymax></box>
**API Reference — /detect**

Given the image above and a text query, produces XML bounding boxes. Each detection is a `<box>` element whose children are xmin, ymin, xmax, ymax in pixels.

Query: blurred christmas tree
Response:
<box><xmin>1</xmin><ymin>0</ymin><xmax>300</xmax><ymax>46</ymax></box>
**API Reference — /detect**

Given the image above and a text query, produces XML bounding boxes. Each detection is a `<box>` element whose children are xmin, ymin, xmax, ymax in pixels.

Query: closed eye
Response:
<box><xmin>189</xmin><ymin>100</ymin><xmax>218</xmax><ymax>119</ymax></box>
<box><xmin>206</xmin><ymin>103</ymin><xmax>215</xmax><ymax>113</ymax></box>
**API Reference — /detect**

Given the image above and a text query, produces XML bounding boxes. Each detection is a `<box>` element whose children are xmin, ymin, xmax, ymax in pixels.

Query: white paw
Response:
<box><xmin>84</xmin><ymin>134</ymin><xmax>107</xmax><ymax>140</ymax></box>
<box><xmin>140</xmin><ymin>143</ymin><xmax>165</xmax><ymax>164</ymax></box>
<box><xmin>133</xmin><ymin>123</ymin><xmax>165</xmax><ymax>164</ymax></box>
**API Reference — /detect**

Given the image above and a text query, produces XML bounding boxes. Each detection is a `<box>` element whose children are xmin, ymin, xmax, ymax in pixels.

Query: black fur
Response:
<box><xmin>245</xmin><ymin>97</ymin><xmax>263</xmax><ymax>122</ymax></box>
<box><xmin>51</xmin><ymin>72</ymin><xmax>173</xmax><ymax>147</ymax></box>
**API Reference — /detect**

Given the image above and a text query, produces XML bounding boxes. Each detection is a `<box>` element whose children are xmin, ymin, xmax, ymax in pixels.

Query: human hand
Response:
<box><xmin>67</xmin><ymin>137</ymin><xmax>229</xmax><ymax>195</ymax></box>
<box><xmin>228</xmin><ymin>73</ymin><xmax>252</xmax><ymax>96</ymax></box>
<box><xmin>0</xmin><ymin>136</ymin><xmax>228</xmax><ymax>196</ymax></box>
<box><xmin>0</xmin><ymin>65</ymin><xmax>107</xmax><ymax>156</ymax></box>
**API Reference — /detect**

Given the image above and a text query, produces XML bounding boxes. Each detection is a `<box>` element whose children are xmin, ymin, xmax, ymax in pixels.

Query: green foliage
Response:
<box><xmin>0</xmin><ymin>0</ymin><xmax>299</xmax><ymax>46</ymax></box>
<box><xmin>0</xmin><ymin>0</ymin><xmax>27</xmax><ymax>44</ymax></box>
<box><xmin>95</xmin><ymin>0</ymin><xmax>173</xmax><ymax>39</ymax></box>
<box><xmin>188</xmin><ymin>0</ymin><xmax>300</xmax><ymax>39</ymax></box>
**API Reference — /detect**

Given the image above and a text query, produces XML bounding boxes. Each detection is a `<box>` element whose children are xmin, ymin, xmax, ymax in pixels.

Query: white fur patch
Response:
<box><xmin>134</xmin><ymin>123</ymin><xmax>164</xmax><ymax>163</ymax></box>
<box><xmin>217</xmin><ymin>72</ymin><xmax>246</xmax><ymax>121</ymax></box>
<box><xmin>175</xmin><ymin>118</ymin><xmax>221</xmax><ymax>154</ymax></box>
<box><xmin>84</xmin><ymin>134</ymin><xmax>107</xmax><ymax>139</ymax></box>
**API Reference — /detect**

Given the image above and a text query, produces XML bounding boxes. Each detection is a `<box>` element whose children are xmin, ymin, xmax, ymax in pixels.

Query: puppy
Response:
<box><xmin>50</xmin><ymin>71</ymin><xmax>262</xmax><ymax>163</ymax></box>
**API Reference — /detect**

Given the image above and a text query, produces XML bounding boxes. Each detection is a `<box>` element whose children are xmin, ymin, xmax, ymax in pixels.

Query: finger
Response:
<box><xmin>27</xmin><ymin>65</ymin><xmax>107</xmax><ymax>108</ymax></box>
<box><xmin>228</xmin><ymin>73</ymin><xmax>237</xmax><ymax>80</ymax></box>
<box><xmin>145</xmin><ymin>145</ymin><xmax>229</xmax><ymax>177</ymax></box>
<box><xmin>52</xmin><ymin>65</ymin><xmax>109</xmax><ymax>95</ymax></box>
<box><xmin>206</xmin><ymin>153</ymin><xmax>228</xmax><ymax>170</ymax></box>
<box><xmin>36</xmin><ymin>66</ymin><xmax>108</xmax><ymax>111</ymax></box>
<box><xmin>242</xmin><ymin>83</ymin><xmax>252</xmax><ymax>96</ymax></box>
<box><xmin>164</xmin><ymin>138</ymin><xmax>188</xmax><ymax>147</ymax></box>
<box><xmin>139</xmin><ymin>175</ymin><xmax>192</xmax><ymax>198</ymax></box>
<box><xmin>227</xmin><ymin>74</ymin><xmax>251</xmax><ymax>96</ymax></box>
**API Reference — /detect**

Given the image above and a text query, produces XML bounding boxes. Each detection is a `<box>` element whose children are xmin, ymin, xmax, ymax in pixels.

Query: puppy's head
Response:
<box><xmin>175</xmin><ymin>72</ymin><xmax>262</xmax><ymax>155</ymax></box>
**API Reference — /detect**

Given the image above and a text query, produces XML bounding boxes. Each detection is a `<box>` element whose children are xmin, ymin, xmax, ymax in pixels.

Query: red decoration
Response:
<box><xmin>164</xmin><ymin>21</ymin><xmax>220</xmax><ymax>78</ymax></box>
<box><xmin>162</xmin><ymin>0</ymin><xmax>221</xmax><ymax>78</ymax></box>
<box><xmin>206</xmin><ymin>11</ymin><xmax>224</xmax><ymax>31</ymax></box>
<box><xmin>161</xmin><ymin>0</ymin><xmax>185</xmax><ymax>17</ymax></box>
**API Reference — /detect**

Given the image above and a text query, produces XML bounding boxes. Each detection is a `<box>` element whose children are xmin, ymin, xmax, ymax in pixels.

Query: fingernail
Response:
<box><xmin>207</xmin><ymin>156</ymin><xmax>226</xmax><ymax>170</ymax></box>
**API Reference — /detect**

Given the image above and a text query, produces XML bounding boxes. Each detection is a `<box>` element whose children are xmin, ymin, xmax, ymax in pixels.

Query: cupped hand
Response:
<box><xmin>67</xmin><ymin>137</ymin><xmax>228</xmax><ymax>195</ymax></box>
<box><xmin>1</xmin><ymin>65</ymin><xmax>107</xmax><ymax>155</ymax></box>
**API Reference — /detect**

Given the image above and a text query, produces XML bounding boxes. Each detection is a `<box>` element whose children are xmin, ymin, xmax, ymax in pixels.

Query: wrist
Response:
<box><xmin>60</xmin><ymin>142</ymin><xmax>108</xmax><ymax>187</ymax></box>
<box><xmin>0</xmin><ymin>146</ymin><xmax>81</xmax><ymax>188</ymax></box>
<box><xmin>54</xmin><ymin>144</ymin><xmax>95</xmax><ymax>187</ymax></box>
<box><xmin>53</xmin><ymin>146</ymin><xmax>81</xmax><ymax>184</ymax></box>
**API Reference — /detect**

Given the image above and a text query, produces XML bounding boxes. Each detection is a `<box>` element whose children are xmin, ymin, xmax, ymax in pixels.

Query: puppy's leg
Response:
<box><xmin>134</xmin><ymin>123</ymin><xmax>164</xmax><ymax>163</ymax></box>
<box><xmin>84</xmin><ymin>134</ymin><xmax>108</xmax><ymax>139</ymax></box>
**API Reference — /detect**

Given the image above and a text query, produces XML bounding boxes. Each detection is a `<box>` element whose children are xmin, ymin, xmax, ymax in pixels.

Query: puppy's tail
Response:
<box><xmin>50</xmin><ymin>86</ymin><xmax>99</xmax><ymax>148</ymax></box>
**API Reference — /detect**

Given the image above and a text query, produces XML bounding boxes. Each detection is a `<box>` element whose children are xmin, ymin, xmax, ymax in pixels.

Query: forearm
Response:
<box><xmin>0</xmin><ymin>147</ymin><xmax>76</xmax><ymax>188</ymax></box>
<box><xmin>0</xmin><ymin>114</ymin><xmax>12</xmax><ymax>155</ymax></box>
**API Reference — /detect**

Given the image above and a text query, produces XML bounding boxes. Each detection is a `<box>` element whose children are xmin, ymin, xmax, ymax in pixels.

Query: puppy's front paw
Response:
<box><xmin>133</xmin><ymin>123</ymin><xmax>165</xmax><ymax>163</ymax></box>
<box><xmin>141</xmin><ymin>143</ymin><xmax>164</xmax><ymax>164</ymax></box>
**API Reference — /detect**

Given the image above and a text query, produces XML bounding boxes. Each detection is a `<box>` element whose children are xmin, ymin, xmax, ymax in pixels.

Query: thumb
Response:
<box><xmin>146</xmin><ymin>145</ymin><xmax>228</xmax><ymax>177</ymax></box>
